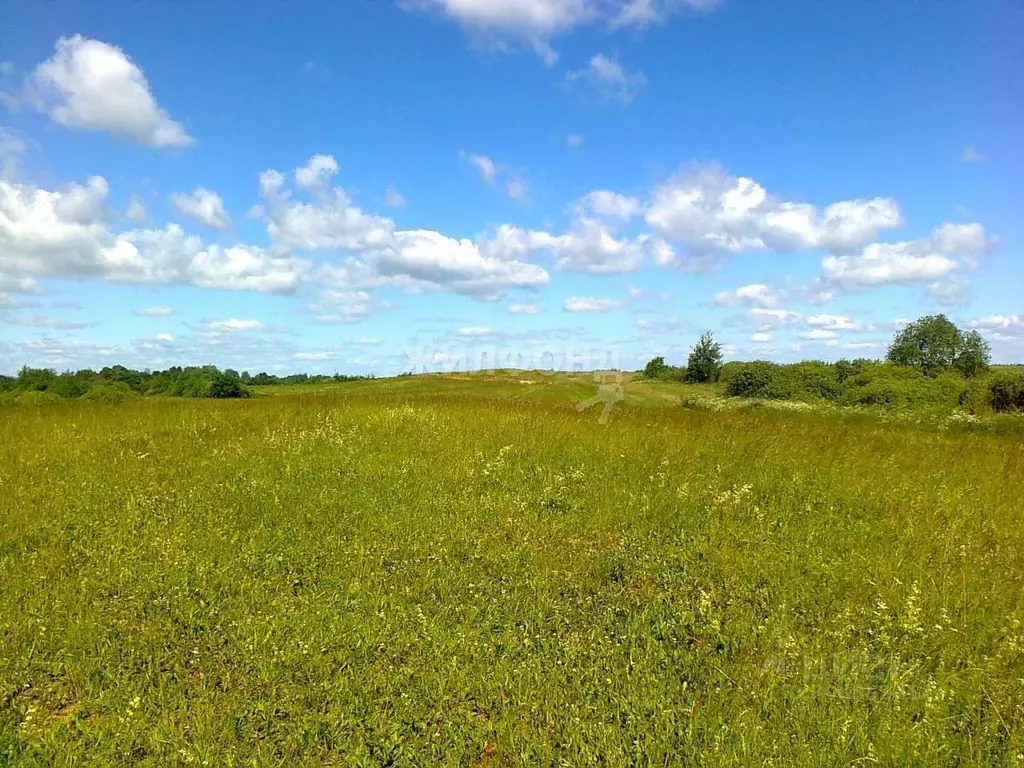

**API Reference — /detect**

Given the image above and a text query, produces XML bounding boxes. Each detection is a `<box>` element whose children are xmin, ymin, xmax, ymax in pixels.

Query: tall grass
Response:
<box><xmin>1</xmin><ymin>383</ymin><xmax>1023</xmax><ymax>765</ymax></box>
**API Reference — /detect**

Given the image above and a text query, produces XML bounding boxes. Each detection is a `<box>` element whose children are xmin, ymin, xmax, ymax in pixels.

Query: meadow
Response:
<box><xmin>2</xmin><ymin>372</ymin><xmax>1023</xmax><ymax>765</ymax></box>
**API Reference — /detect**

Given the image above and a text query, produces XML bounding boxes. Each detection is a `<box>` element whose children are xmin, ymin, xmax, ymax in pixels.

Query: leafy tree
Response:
<box><xmin>954</xmin><ymin>330</ymin><xmax>991</xmax><ymax>377</ymax></box>
<box><xmin>887</xmin><ymin>315</ymin><xmax>961</xmax><ymax>375</ymax></box>
<box><xmin>209</xmin><ymin>372</ymin><xmax>251</xmax><ymax>399</ymax></box>
<box><xmin>685</xmin><ymin>331</ymin><xmax>723</xmax><ymax>383</ymax></box>
<box><xmin>643</xmin><ymin>356</ymin><xmax>669</xmax><ymax>379</ymax></box>
<box><xmin>887</xmin><ymin>314</ymin><xmax>990</xmax><ymax>377</ymax></box>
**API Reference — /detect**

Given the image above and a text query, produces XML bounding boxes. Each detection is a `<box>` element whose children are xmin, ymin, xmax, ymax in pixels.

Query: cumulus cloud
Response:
<box><xmin>573</xmin><ymin>189</ymin><xmax>641</xmax><ymax>220</ymax></box>
<box><xmin>647</xmin><ymin>164</ymin><xmax>903</xmax><ymax>259</ymax></box>
<box><xmin>713</xmin><ymin>283</ymin><xmax>784</xmax><ymax>308</ymax></box>
<box><xmin>820</xmin><ymin>222</ymin><xmax>993</xmax><ymax>291</ymax></box>
<box><xmin>806</xmin><ymin>313</ymin><xmax>861</xmax><ymax>331</ymax></box>
<box><xmin>566</xmin><ymin>53</ymin><xmax>645</xmax><ymax>104</ymax></box>
<box><xmin>747</xmin><ymin>308</ymin><xmax>802</xmax><ymax>330</ymax></box>
<box><xmin>294</xmin><ymin>154</ymin><xmax>340</xmax><ymax>189</ymax></box>
<box><xmin>969</xmin><ymin>315</ymin><xmax>1024</xmax><ymax>331</ymax></box>
<box><xmin>750</xmin><ymin>332</ymin><xmax>773</xmax><ymax>343</ymax></box>
<box><xmin>411</xmin><ymin>0</ymin><xmax>717</xmax><ymax>62</ymax></box>
<box><xmin>0</xmin><ymin>176</ymin><xmax>309</xmax><ymax>293</ymax></box>
<box><xmin>170</xmin><ymin>187</ymin><xmax>231</xmax><ymax>230</ymax></box>
<box><xmin>564</xmin><ymin>296</ymin><xmax>624</xmax><ymax>312</ymax></box>
<box><xmin>124</xmin><ymin>195</ymin><xmax>148</xmax><ymax>222</ymax></box>
<box><xmin>27</xmin><ymin>35</ymin><xmax>193</xmax><ymax>148</ymax></box>
<box><xmin>483</xmin><ymin>218</ymin><xmax>645</xmax><ymax>274</ymax></box>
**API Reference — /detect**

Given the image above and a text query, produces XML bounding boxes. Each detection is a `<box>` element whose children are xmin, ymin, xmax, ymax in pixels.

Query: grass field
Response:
<box><xmin>2</xmin><ymin>372</ymin><xmax>1023</xmax><ymax>765</ymax></box>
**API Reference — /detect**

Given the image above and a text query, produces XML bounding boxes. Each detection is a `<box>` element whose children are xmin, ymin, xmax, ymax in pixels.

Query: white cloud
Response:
<box><xmin>647</xmin><ymin>164</ymin><xmax>903</xmax><ymax>258</ymax></box>
<box><xmin>820</xmin><ymin>222</ymin><xmax>993</xmax><ymax>291</ymax></box>
<box><xmin>509</xmin><ymin>303</ymin><xmax>542</xmax><ymax>314</ymax></box>
<box><xmin>824</xmin><ymin>340</ymin><xmax>880</xmax><ymax>351</ymax></box>
<box><xmin>926</xmin><ymin>276</ymin><xmax>970</xmax><ymax>307</ymax></box>
<box><xmin>750</xmin><ymin>332</ymin><xmax>773</xmax><ymax>343</ymax></box>
<box><xmin>260</xmin><ymin>163</ymin><xmax>394</xmax><ymax>252</ymax></box>
<box><xmin>384</xmin><ymin>184</ymin><xmax>407</xmax><ymax>208</ymax></box>
<box><xmin>170</xmin><ymin>187</ymin><xmax>231</xmax><ymax>230</ymax></box>
<box><xmin>800</xmin><ymin>328</ymin><xmax>838</xmax><ymax>340</ymax></box>
<box><xmin>254</xmin><ymin>158</ymin><xmax>550</xmax><ymax>301</ymax></box>
<box><xmin>748</xmin><ymin>308</ymin><xmax>801</xmax><ymax>329</ymax></box>
<box><xmin>463</xmin><ymin>151</ymin><xmax>498</xmax><ymax>183</ymax></box>
<box><xmin>134</xmin><ymin>306</ymin><xmax>173</xmax><ymax>317</ymax></box>
<box><xmin>566</xmin><ymin>53</ymin><xmax>645</xmax><ymax>104</ymax></box>
<box><xmin>713</xmin><ymin>283</ymin><xmax>784</xmax><ymax>308</ymax></box>
<box><xmin>0</xmin><ymin>127</ymin><xmax>26</xmax><ymax>178</ymax></box>
<box><xmin>484</xmin><ymin>219</ymin><xmax>645</xmax><ymax>274</ymax></box>
<box><xmin>961</xmin><ymin>146</ymin><xmax>985</xmax><ymax>163</ymax></box>
<box><xmin>294</xmin><ymin>351</ymin><xmax>333</xmax><ymax>361</ymax></box>
<box><xmin>411</xmin><ymin>0</ymin><xmax>717</xmax><ymax>63</ymax></box>
<box><xmin>2</xmin><ymin>314</ymin><xmax>88</xmax><ymax>330</ymax></box>
<box><xmin>612</xmin><ymin>0</ymin><xmax>721</xmax><ymax>27</ymax></box>
<box><xmin>294</xmin><ymin>154</ymin><xmax>340</xmax><ymax>189</ymax></box>
<box><xmin>564</xmin><ymin>296</ymin><xmax>624</xmax><ymax>312</ymax></box>
<box><xmin>155</xmin><ymin>333</ymin><xmax>173</xmax><ymax>342</ymax></box>
<box><xmin>310</xmin><ymin>289</ymin><xmax>372</xmax><ymax>324</ymax></box>
<box><xmin>574</xmin><ymin>189</ymin><xmax>641</xmax><ymax>220</ymax></box>
<box><xmin>457</xmin><ymin>326</ymin><xmax>495</xmax><ymax>336</ymax></box>
<box><xmin>124</xmin><ymin>195</ymin><xmax>147</xmax><ymax>222</ymax></box>
<box><xmin>28</xmin><ymin>35</ymin><xmax>192</xmax><ymax>148</ymax></box>
<box><xmin>356</xmin><ymin>336</ymin><xmax>382</xmax><ymax>345</ymax></box>
<box><xmin>969</xmin><ymin>315</ymin><xmax>1023</xmax><ymax>331</ymax></box>
<box><xmin>806</xmin><ymin>313</ymin><xmax>860</xmax><ymax>331</ymax></box>
<box><xmin>566</xmin><ymin>133</ymin><xmax>584</xmax><ymax>148</ymax></box>
<box><xmin>505</xmin><ymin>177</ymin><xmax>531</xmax><ymax>204</ymax></box>
<box><xmin>0</xmin><ymin>175</ymin><xmax>309</xmax><ymax>294</ymax></box>
<box><xmin>197</xmin><ymin>318</ymin><xmax>264</xmax><ymax>332</ymax></box>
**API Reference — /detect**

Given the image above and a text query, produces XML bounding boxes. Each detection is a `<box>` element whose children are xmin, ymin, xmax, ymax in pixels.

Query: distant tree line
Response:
<box><xmin>0</xmin><ymin>365</ymin><xmax>374</xmax><ymax>403</ymax></box>
<box><xmin>642</xmin><ymin>315</ymin><xmax>1024</xmax><ymax>413</ymax></box>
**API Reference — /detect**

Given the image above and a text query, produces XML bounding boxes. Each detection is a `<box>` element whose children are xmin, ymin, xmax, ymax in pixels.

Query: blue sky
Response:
<box><xmin>1</xmin><ymin>0</ymin><xmax>1021</xmax><ymax>375</ymax></box>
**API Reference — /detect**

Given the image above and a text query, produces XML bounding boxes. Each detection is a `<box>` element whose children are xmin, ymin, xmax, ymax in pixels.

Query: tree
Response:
<box><xmin>954</xmin><ymin>330</ymin><xmax>991</xmax><ymax>377</ymax></box>
<box><xmin>685</xmin><ymin>331</ymin><xmax>723</xmax><ymax>383</ymax></box>
<box><xmin>643</xmin><ymin>356</ymin><xmax>668</xmax><ymax>379</ymax></box>
<box><xmin>886</xmin><ymin>314</ymin><xmax>990</xmax><ymax>377</ymax></box>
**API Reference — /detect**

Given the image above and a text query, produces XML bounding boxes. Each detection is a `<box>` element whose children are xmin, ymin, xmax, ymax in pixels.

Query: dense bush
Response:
<box><xmin>989</xmin><ymin>372</ymin><xmax>1024</xmax><ymax>413</ymax></box>
<box><xmin>724</xmin><ymin>361</ymin><xmax>795</xmax><ymax>399</ymax></box>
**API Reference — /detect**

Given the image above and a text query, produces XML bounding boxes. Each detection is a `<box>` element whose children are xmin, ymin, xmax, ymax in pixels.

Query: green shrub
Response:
<box><xmin>643</xmin><ymin>356</ymin><xmax>669</xmax><ymax>379</ymax></box>
<box><xmin>988</xmin><ymin>373</ymin><xmax>1024</xmax><ymax>413</ymax></box>
<box><xmin>724</xmin><ymin>361</ymin><xmax>794</xmax><ymax>399</ymax></box>
<box><xmin>209</xmin><ymin>373</ymin><xmax>252</xmax><ymax>399</ymax></box>
<box><xmin>82</xmin><ymin>381</ymin><xmax>138</xmax><ymax>404</ymax></box>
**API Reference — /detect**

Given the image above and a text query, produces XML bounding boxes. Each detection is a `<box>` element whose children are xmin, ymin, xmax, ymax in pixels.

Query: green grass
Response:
<box><xmin>2</xmin><ymin>373</ymin><xmax>1023</xmax><ymax>765</ymax></box>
